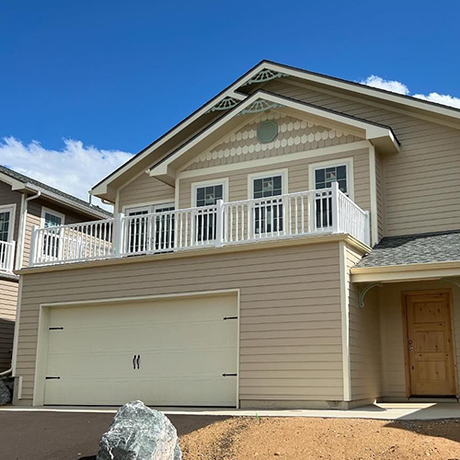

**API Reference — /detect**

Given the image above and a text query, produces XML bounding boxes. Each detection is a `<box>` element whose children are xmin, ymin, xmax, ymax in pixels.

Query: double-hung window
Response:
<box><xmin>251</xmin><ymin>173</ymin><xmax>284</xmax><ymax>235</ymax></box>
<box><xmin>126</xmin><ymin>203</ymin><xmax>175</xmax><ymax>253</ymax></box>
<box><xmin>312</xmin><ymin>162</ymin><xmax>350</xmax><ymax>229</ymax></box>
<box><xmin>194</xmin><ymin>182</ymin><xmax>225</xmax><ymax>243</ymax></box>
<box><xmin>0</xmin><ymin>206</ymin><xmax>14</xmax><ymax>243</ymax></box>
<box><xmin>42</xmin><ymin>208</ymin><xmax>65</xmax><ymax>259</ymax></box>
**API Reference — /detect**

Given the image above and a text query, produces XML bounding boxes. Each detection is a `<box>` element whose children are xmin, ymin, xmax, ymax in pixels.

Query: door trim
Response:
<box><xmin>401</xmin><ymin>289</ymin><xmax>459</xmax><ymax>398</ymax></box>
<box><xmin>33</xmin><ymin>288</ymin><xmax>240</xmax><ymax>407</ymax></box>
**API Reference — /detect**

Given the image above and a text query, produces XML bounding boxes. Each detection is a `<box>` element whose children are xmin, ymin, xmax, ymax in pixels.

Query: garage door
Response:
<box><xmin>43</xmin><ymin>293</ymin><xmax>238</xmax><ymax>406</ymax></box>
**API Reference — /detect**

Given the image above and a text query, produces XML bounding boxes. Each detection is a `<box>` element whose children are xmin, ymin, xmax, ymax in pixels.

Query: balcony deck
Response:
<box><xmin>29</xmin><ymin>183</ymin><xmax>370</xmax><ymax>267</ymax></box>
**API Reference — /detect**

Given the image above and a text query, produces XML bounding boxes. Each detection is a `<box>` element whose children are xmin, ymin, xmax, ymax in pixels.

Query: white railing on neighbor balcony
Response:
<box><xmin>29</xmin><ymin>183</ymin><xmax>370</xmax><ymax>267</ymax></box>
<box><xmin>0</xmin><ymin>240</ymin><xmax>16</xmax><ymax>273</ymax></box>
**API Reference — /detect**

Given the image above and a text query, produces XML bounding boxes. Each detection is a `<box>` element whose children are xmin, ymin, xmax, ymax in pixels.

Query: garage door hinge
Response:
<box><xmin>49</xmin><ymin>327</ymin><xmax>64</xmax><ymax>330</ymax></box>
<box><xmin>222</xmin><ymin>373</ymin><xmax>237</xmax><ymax>377</ymax></box>
<box><xmin>45</xmin><ymin>376</ymin><xmax>61</xmax><ymax>380</ymax></box>
<box><xmin>223</xmin><ymin>316</ymin><xmax>238</xmax><ymax>320</ymax></box>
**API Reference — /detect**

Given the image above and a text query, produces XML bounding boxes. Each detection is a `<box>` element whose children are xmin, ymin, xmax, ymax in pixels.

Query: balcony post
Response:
<box><xmin>215</xmin><ymin>200</ymin><xmax>224</xmax><ymax>247</ymax></box>
<box><xmin>8</xmin><ymin>241</ymin><xmax>16</xmax><ymax>273</ymax></box>
<box><xmin>113</xmin><ymin>212</ymin><xmax>125</xmax><ymax>257</ymax></box>
<box><xmin>331</xmin><ymin>182</ymin><xmax>339</xmax><ymax>233</ymax></box>
<box><xmin>29</xmin><ymin>226</ymin><xmax>38</xmax><ymax>267</ymax></box>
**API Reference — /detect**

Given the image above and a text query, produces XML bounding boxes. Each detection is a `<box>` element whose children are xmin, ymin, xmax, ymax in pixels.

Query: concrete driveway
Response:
<box><xmin>0</xmin><ymin>411</ymin><xmax>228</xmax><ymax>460</ymax></box>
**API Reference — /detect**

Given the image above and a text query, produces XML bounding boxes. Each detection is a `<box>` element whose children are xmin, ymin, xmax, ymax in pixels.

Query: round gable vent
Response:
<box><xmin>257</xmin><ymin>120</ymin><xmax>278</xmax><ymax>143</ymax></box>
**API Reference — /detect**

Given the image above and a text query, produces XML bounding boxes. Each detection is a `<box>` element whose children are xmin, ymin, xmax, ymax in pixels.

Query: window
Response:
<box><xmin>42</xmin><ymin>208</ymin><xmax>64</xmax><ymax>258</ymax></box>
<box><xmin>251</xmin><ymin>173</ymin><xmax>284</xmax><ymax>235</ymax></box>
<box><xmin>193</xmin><ymin>181</ymin><xmax>226</xmax><ymax>243</ymax></box>
<box><xmin>0</xmin><ymin>207</ymin><xmax>13</xmax><ymax>242</ymax></box>
<box><xmin>311</xmin><ymin>161</ymin><xmax>351</xmax><ymax>229</ymax></box>
<box><xmin>126</xmin><ymin>203</ymin><xmax>175</xmax><ymax>253</ymax></box>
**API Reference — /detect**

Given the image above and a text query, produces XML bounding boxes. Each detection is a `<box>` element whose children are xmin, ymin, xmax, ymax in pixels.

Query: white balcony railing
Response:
<box><xmin>0</xmin><ymin>240</ymin><xmax>16</xmax><ymax>274</ymax></box>
<box><xmin>29</xmin><ymin>183</ymin><xmax>370</xmax><ymax>267</ymax></box>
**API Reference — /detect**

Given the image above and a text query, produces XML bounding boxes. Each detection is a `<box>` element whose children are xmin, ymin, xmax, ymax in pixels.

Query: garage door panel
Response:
<box><xmin>44</xmin><ymin>294</ymin><xmax>238</xmax><ymax>406</ymax></box>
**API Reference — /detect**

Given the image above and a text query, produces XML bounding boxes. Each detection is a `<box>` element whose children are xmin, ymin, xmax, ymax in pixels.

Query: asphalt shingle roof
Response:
<box><xmin>0</xmin><ymin>165</ymin><xmax>112</xmax><ymax>218</ymax></box>
<box><xmin>356</xmin><ymin>230</ymin><xmax>460</xmax><ymax>268</ymax></box>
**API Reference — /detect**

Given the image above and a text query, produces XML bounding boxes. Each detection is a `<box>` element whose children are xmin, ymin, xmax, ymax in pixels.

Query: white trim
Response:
<box><xmin>368</xmin><ymin>145</ymin><xmax>378</xmax><ymax>246</ymax></box>
<box><xmin>308</xmin><ymin>158</ymin><xmax>354</xmax><ymax>200</ymax></box>
<box><xmin>0</xmin><ymin>203</ymin><xmax>17</xmax><ymax>243</ymax></box>
<box><xmin>339</xmin><ymin>241</ymin><xmax>351</xmax><ymax>401</ymax></box>
<box><xmin>191</xmin><ymin>178</ymin><xmax>229</xmax><ymax>207</ymax></box>
<box><xmin>247</xmin><ymin>169</ymin><xmax>289</xmax><ymax>199</ymax></box>
<box><xmin>15</xmin><ymin>194</ymin><xmax>26</xmax><ymax>270</ymax></box>
<box><xmin>33</xmin><ymin>289</ymin><xmax>240</xmax><ymax>407</ymax></box>
<box><xmin>179</xmin><ymin>141</ymin><xmax>369</xmax><ymax>180</ymax></box>
<box><xmin>122</xmin><ymin>200</ymin><xmax>176</xmax><ymax>215</ymax></box>
<box><xmin>174</xmin><ymin>178</ymin><xmax>180</xmax><ymax>210</ymax></box>
<box><xmin>11</xmin><ymin>276</ymin><xmax>23</xmax><ymax>378</ymax></box>
<box><xmin>40</xmin><ymin>207</ymin><xmax>65</xmax><ymax>227</ymax></box>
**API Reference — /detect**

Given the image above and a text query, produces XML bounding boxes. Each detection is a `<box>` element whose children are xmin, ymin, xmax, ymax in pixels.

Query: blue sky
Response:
<box><xmin>1</xmin><ymin>0</ymin><xmax>459</xmax><ymax>204</ymax></box>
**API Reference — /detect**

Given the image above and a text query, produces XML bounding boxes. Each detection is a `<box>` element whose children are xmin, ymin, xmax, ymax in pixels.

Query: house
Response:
<box><xmin>0</xmin><ymin>165</ymin><xmax>111</xmax><ymax>373</ymax></box>
<box><xmin>11</xmin><ymin>60</ymin><xmax>460</xmax><ymax>409</ymax></box>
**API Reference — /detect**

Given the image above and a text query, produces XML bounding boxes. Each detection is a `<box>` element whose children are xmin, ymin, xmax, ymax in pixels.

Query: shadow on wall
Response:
<box><xmin>0</xmin><ymin>318</ymin><xmax>14</xmax><ymax>372</ymax></box>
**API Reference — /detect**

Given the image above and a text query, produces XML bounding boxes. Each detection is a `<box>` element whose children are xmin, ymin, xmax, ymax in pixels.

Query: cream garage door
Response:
<box><xmin>44</xmin><ymin>294</ymin><xmax>238</xmax><ymax>406</ymax></box>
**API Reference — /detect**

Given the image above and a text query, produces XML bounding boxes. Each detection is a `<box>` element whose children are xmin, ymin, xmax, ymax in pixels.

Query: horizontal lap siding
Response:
<box><xmin>375</xmin><ymin>152</ymin><xmax>385</xmax><ymax>240</ymax></box>
<box><xmin>179</xmin><ymin>147</ymin><xmax>371</xmax><ymax>212</ymax></box>
<box><xmin>265</xmin><ymin>80</ymin><xmax>460</xmax><ymax>236</ymax></box>
<box><xmin>379</xmin><ymin>281</ymin><xmax>460</xmax><ymax>399</ymax></box>
<box><xmin>0</xmin><ymin>278</ymin><xmax>19</xmax><ymax>371</ymax></box>
<box><xmin>346</xmin><ymin>246</ymin><xmax>382</xmax><ymax>401</ymax></box>
<box><xmin>119</xmin><ymin>173</ymin><xmax>175</xmax><ymax>210</ymax></box>
<box><xmin>17</xmin><ymin>243</ymin><xmax>343</xmax><ymax>404</ymax></box>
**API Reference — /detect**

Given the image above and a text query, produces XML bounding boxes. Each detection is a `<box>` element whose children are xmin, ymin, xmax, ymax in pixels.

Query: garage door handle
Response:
<box><xmin>137</xmin><ymin>354</ymin><xmax>141</xmax><ymax>369</ymax></box>
<box><xmin>133</xmin><ymin>355</ymin><xmax>136</xmax><ymax>370</ymax></box>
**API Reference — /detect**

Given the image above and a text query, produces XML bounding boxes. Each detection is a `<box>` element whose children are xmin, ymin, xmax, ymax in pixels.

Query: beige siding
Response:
<box><xmin>264</xmin><ymin>79</ymin><xmax>460</xmax><ymax>237</ymax></box>
<box><xmin>346</xmin><ymin>246</ymin><xmax>382</xmax><ymax>401</ymax></box>
<box><xmin>119</xmin><ymin>172</ymin><xmax>175</xmax><ymax>211</ymax></box>
<box><xmin>375</xmin><ymin>152</ymin><xmax>385</xmax><ymax>240</ymax></box>
<box><xmin>184</xmin><ymin>111</ymin><xmax>362</xmax><ymax>171</ymax></box>
<box><xmin>379</xmin><ymin>281</ymin><xmax>460</xmax><ymax>399</ymax></box>
<box><xmin>180</xmin><ymin>147</ymin><xmax>371</xmax><ymax>212</ymax></box>
<box><xmin>16</xmin><ymin>242</ymin><xmax>344</xmax><ymax>406</ymax></box>
<box><xmin>0</xmin><ymin>278</ymin><xmax>19</xmax><ymax>371</ymax></box>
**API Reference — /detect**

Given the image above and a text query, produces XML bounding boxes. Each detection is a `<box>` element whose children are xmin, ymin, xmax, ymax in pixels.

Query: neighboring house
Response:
<box><xmin>0</xmin><ymin>165</ymin><xmax>111</xmax><ymax>372</ymax></box>
<box><xmin>11</xmin><ymin>61</ymin><xmax>460</xmax><ymax>409</ymax></box>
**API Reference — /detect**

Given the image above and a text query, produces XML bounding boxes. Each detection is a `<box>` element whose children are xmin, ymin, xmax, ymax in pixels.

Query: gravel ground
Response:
<box><xmin>2</xmin><ymin>411</ymin><xmax>460</xmax><ymax>459</ymax></box>
<box><xmin>181</xmin><ymin>417</ymin><xmax>460</xmax><ymax>460</ymax></box>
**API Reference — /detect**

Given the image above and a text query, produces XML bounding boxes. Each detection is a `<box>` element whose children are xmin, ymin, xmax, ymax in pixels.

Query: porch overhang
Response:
<box><xmin>149</xmin><ymin>90</ymin><xmax>400</xmax><ymax>187</ymax></box>
<box><xmin>352</xmin><ymin>260</ymin><xmax>460</xmax><ymax>284</ymax></box>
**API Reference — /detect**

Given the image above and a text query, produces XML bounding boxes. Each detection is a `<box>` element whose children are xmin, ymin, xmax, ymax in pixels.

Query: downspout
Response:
<box><xmin>18</xmin><ymin>191</ymin><xmax>41</xmax><ymax>269</ymax></box>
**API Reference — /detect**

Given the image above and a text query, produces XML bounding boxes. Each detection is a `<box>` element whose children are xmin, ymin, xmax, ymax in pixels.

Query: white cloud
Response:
<box><xmin>360</xmin><ymin>75</ymin><xmax>409</xmax><ymax>95</ymax></box>
<box><xmin>412</xmin><ymin>92</ymin><xmax>460</xmax><ymax>109</ymax></box>
<box><xmin>360</xmin><ymin>75</ymin><xmax>460</xmax><ymax>109</ymax></box>
<box><xmin>0</xmin><ymin>137</ymin><xmax>132</xmax><ymax>211</ymax></box>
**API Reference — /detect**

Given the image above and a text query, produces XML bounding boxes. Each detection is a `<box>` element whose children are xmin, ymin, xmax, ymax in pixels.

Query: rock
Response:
<box><xmin>96</xmin><ymin>400</ymin><xmax>181</xmax><ymax>460</ymax></box>
<box><xmin>0</xmin><ymin>379</ymin><xmax>11</xmax><ymax>405</ymax></box>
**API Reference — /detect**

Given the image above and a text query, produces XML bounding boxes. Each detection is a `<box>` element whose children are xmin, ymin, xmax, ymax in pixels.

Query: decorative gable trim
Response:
<box><xmin>240</xmin><ymin>69</ymin><xmax>288</xmax><ymax>86</ymax></box>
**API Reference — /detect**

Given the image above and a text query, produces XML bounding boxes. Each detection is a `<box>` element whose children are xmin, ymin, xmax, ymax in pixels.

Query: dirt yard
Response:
<box><xmin>180</xmin><ymin>417</ymin><xmax>460</xmax><ymax>460</ymax></box>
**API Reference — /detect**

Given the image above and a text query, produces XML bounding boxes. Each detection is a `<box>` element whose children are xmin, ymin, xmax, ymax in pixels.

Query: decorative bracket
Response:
<box><xmin>237</xmin><ymin>99</ymin><xmax>284</xmax><ymax>116</ymax></box>
<box><xmin>359</xmin><ymin>282</ymin><xmax>383</xmax><ymax>309</ymax></box>
<box><xmin>439</xmin><ymin>278</ymin><xmax>460</xmax><ymax>290</ymax></box>
<box><xmin>205</xmin><ymin>97</ymin><xmax>240</xmax><ymax>114</ymax></box>
<box><xmin>241</xmin><ymin>69</ymin><xmax>288</xmax><ymax>87</ymax></box>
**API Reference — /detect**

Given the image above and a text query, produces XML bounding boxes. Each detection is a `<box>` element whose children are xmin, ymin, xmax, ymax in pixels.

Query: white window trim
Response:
<box><xmin>122</xmin><ymin>200</ymin><xmax>175</xmax><ymax>215</ymax></box>
<box><xmin>0</xmin><ymin>203</ymin><xmax>17</xmax><ymax>242</ymax></box>
<box><xmin>308</xmin><ymin>158</ymin><xmax>354</xmax><ymax>200</ymax></box>
<box><xmin>40</xmin><ymin>207</ymin><xmax>66</xmax><ymax>227</ymax></box>
<box><xmin>191</xmin><ymin>178</ymin><xmax>229</xmax><ymax>207</ymax></box>
<box><xmin>247</xmin><ymin>169</ymin><xmax>288</xmax><ymax>199</ymax></box>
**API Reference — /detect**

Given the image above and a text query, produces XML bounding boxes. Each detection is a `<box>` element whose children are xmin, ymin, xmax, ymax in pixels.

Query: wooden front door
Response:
<box><xmin>405</xmin><ymin>292</ymin><xmax>457</xmax><ymax>396</ymax></box>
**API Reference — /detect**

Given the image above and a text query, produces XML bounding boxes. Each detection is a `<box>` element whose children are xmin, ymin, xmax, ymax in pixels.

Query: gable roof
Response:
<box><xmin>91</xmin><ymin>60</ymin><xmax>460</xmax><ymax>202</ymax></box>
<box><xmin>149</xmin><ymin>90</ymin><xmax>400</xmax><ymax>186</ymax></box>
<box><xmin>0</xmin><ymin>165</ymin><xmax>111</xmax><ymax>219</ymax></box>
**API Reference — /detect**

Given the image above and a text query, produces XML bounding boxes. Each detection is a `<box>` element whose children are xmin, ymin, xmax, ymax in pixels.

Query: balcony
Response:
<box><xmin>29</xmin><ymin>183</ymin><xmax>370</xmax><ymax>267</ymax></box>
<box><xmin>0</xmin><ymin>240</ymin><xmax>16</xmax><ymax>274</ymax></box>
